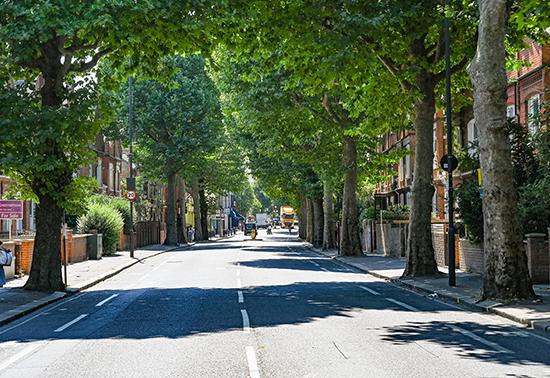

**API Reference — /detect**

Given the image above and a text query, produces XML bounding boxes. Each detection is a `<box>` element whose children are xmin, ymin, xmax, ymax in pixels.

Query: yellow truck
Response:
<box><xmin>280</xmin><ymin>205</ymin><xmax>295</xmax><ymax>229</ymax></box>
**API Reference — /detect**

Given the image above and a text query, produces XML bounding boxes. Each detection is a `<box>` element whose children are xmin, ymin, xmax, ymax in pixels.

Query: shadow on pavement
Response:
<box><xmin>0</xmin><ymin>280</ymin><xmax>548</xmax><ymax>368</ymax></box>
<box><xmin>237</xmin><ymin>258</ymin><xmax>352</xmax><ymax>272</ymax></box>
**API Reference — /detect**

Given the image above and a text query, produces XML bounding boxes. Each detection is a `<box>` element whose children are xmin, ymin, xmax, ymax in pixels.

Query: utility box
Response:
<box><xmin>87</xmin><ymin>233</ymin><xmax>103</xmax><ymax>260</ymax></box>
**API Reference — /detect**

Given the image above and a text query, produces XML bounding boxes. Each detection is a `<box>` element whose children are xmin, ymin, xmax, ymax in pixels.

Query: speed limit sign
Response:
<box><xmin>126</xmin><ymin>190</ymin><xmax>137</xmax><ymax>201</ymax></box>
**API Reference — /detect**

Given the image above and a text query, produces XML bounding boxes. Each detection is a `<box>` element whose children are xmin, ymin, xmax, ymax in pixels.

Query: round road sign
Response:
<box><xmin>440</xmin><ymin>154</ymin><xmax>459</xmax><ymax>172</ymax></box>
<box><xmin>126</xmin><ymin>190</ymin><xmax>137</xmax><ymax>201</ymax></box>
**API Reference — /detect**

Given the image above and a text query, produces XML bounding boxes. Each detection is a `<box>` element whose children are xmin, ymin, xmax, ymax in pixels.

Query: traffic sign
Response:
<box><xmin>126</xmin><ymin>190</ymin><xmax>137</xmax><ymax>201</ymax></box>
<box><xmin>440</xmin><ymin>154</ymin><xmax>459</xmax><ymax>172</ymax></box>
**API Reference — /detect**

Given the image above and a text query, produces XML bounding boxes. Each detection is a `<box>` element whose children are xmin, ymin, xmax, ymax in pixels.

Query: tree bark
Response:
<box><xmin>178</xmin><ymin>178</ymin><xmax>188</xmax><ymax>244</ymax></box>
<box><xmin>306</xmin><ymin>198</ymin><xmax>314</xmax><ymax>243</ymax></box>
<box><xmin>468</xmin><ymin>0</ymin><xmax>535</xmax><ymax>299</ymax></box>
<box><xmin>340</xmin><ymin>135</ymin><xmax>362</xmax><ymax>256</ymax></box>
<box><xmin>312</xmin><ymin>196</ymin><xmax>324</xmax><ymax>248</ymax></box>
<box><xmin>199</xmin><ymin>185</ymin><xmax>209</xmax><ymax>240</ymax></box>
<box><xmin>24</xmin><ymin>193</ymin><xmax>64</xmax><ymax>292</ymax></box>
<box><xmin>403</xmin><ymin>71</ymin><xmax>440</xmax><ymax>277</ymax></box>
<box><xmin>165</xmin><ymin>172</ymin><xmax>178</xmax><ymax>246</ymax></box>
<box><xmin>298</xmin><ymin>195</ymin><xmax>307</xmax><ymax>240</ymax></box>
<box><xmin>322</xmin><ymin>180</ymin><xmax>336</xmax><ymax>250</ymax></box>
<box><xmin>191</xmin><ymin>180</ymin><xmax>203</xmax><ymax>241</ymax></box>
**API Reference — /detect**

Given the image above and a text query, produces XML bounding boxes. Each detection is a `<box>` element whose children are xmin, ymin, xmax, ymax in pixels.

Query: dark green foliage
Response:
<box><xmin>77</xmin><ymin>203</ymin><xmax>124</xmax><ymax>255</ymax></box>
<box><xmin>456</xmin><ymin>179</ymin><xmax>484</xmax><ymax>243</ymax></box>
<box><xmin>381</xmin><ymin>205</ymin><xmax>410</xmax><ymax>221</ymax></box>
<box><xmin>507</xmin><ymin>119</ymin><xmax>539</xmax><ymax>187</ymax></box>
<box><xmin>518</xmin><ymin>177</ymin><xmax>550</xmax><ymax>234</ymax></box>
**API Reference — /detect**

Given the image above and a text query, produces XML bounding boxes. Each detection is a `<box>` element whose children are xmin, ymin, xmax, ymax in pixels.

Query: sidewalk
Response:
<box><xmin>0</xmin><ymin>243</ymin><xmax>187</xmax><ymax>326</ymax></box>
<box><xmin>309</xmin><ymin>246</ymin><xmax>550</xmax><ymax>332</ymax></box>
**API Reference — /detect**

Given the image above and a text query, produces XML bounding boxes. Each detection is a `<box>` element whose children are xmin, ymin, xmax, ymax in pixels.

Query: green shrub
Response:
<box><xmin>77</xmin><ymin>203</ymin><xmax>123</xmax><ymax>255</ymax></box>
<box><xmin>456</xmin><ymin>179</ymin><xmax>484</xmax><ymax>243</ymax></box>
<box><xmin>518</xmin><ymin>176</ymin><xmax>550</xmax><ymax>234</ymax></box>
<box><xmin>111</xmin><ymin>198</ymin><xmax>134</xmax><ymax>234</ymax></box>
<box><xmin>360</xmin><ymin>206</ymin><xmax>376</xmax><ymax>221</ymax></box>
<box><xmin>381</xmin><ymin>204</ymin><xmax>410</xmax><ymax>221</ymax></box>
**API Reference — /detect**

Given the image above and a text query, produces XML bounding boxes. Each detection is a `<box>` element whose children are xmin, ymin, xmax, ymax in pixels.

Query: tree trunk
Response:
<box><xmin>312</xmin><ymin>196</ymin><xmax>324</xmax><ymax>248</ymax></box>
<box><xmin>322</xmin><ymin>180</ymin><xmax>336</xmax><ymax>250</ymax></box>
<box><xmin>178</xmin><ymin>178</ymin><xmax>188</xmax><ymax>244</ymax></box>
<box><xmin>165</xmin><ymin>172</ymin><xmax>178</xmax><ymax>245</ymax></box>
<box><xmin>199</xmin><ymin>186</ymin><xmax>209</xmax><ymax>240</ymax></box>
<box><xmin>25</xmin><ymin>46</ymin><xmax>66</xmax><ymax>292</ymax></box>
<box><xmin>468</xmin><ymin>0</ymin><xmax>535</xmax><ymax>299</ymax></box>
<box><xmin>403</xmin><ymin>71</ymin><xmax>439</xmax><ymax>277</ymax></box>
<box><xmin>340</xmin><ymin>136</ymin><xmax>362</xmax><ymax>256</ymax></box>
<box><xmin>299</xmin><ymin>195</ymin><xmax>307</xmax><ymax>240</ymax></box>
<box><xmin>191</xmin><ymin>180</ymin><xmax>203</xmax><ymax>241</ymax></box>
<box><xmin>306</xmin><ymin>198</ymin><xmax>314</xmax><ymax>243</ymax></box>
<box><xmin>24</xmin><ymin>194</ymin><xmax>64</xmax><ymax>292</ymax></box>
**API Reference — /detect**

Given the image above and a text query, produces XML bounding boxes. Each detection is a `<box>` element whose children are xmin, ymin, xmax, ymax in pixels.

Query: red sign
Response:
<box><xmin>126</xmin><ymin>190</ymin><xmax>137</xmax><ymax>201</ymax></box>
<box><xmin>0</xmin><ymin>200</ymin><xmax>24</xmax><ymax>220</ymax></box>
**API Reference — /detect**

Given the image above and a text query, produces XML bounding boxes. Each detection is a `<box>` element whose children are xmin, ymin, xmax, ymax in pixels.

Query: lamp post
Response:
<box><xmin>444</xmin><ymin>0</ymin><xmax>456</xmax><ymax>287</ymax></box>
<box><xmin>128</xmin><ymin>76</ymin><xmax>135</xmax><ymax>259</ymax></box>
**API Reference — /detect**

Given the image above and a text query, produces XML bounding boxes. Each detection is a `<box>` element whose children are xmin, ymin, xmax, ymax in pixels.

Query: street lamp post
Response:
<box><xmin>128</xmin><ymin>76</ymin><xmax>135</xmax><ymax>259</ymax></box>
<box><xmin>444</xmin><ymin>0</ymin><xmax>456</xmax><ymax>287</ymax></box>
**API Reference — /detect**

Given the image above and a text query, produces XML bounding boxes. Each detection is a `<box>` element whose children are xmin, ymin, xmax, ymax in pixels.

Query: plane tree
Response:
<box><xmin>0</xmin><ymin>1</ymin><xmax>224</xmax><ymax>290</ymax></box>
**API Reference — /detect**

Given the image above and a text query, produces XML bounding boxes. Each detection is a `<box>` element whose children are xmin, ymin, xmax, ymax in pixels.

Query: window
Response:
<box><xmin>527</xmin><ymin>94</ymin><xmax>541</xmax><ymax>134</ymax></box>
<box><xmin>467</xmin><ymin>119</ymin><xmax>478</xmax><ymax>157</ymax></box>
<box><xmin>405</xmin><ymin>144</ymin><xmax>411</xmax><ymax>179</ymax></box>
<box><xmin>506</xmin><ymin>105</ymin><xmax>516</xmax><ymax>120</ymax></box>
<box><xmin>108</xmin><ymin>163</ymin><xmax>114</xmax><ymax>191</ymax></box>
<box><xmin>96</xmin><ymin>158</ymin><xmax>102</xmax><ymax>187</ymax></box>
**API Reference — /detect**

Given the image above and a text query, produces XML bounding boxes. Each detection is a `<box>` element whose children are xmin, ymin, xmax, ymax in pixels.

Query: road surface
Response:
<box><xmin>0</xmin><ymin>228</ymin><xmax>548</xmax><ymax>377</ymax></box>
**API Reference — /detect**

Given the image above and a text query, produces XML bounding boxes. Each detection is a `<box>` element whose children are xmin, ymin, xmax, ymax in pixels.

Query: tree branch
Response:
<box><xmin>68</xmin><ymin>47</ymin><xmax>113</xmax><ymax>73</ymax></box>
<box><xmin>433</xmin><ymin>55</ymin><xmax>469</xmax><ymax>84</ymax></box>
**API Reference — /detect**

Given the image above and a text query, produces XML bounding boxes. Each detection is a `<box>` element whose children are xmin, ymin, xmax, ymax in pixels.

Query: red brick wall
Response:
<box><xmin>70</xmin><ymin>235</ymin><xmax>88</xmax><ymax>263</ymax></box>
<box><xmin>20</xmin><ymin>239</ymin><xmax>34</xmax><ymax>274</ymax></box>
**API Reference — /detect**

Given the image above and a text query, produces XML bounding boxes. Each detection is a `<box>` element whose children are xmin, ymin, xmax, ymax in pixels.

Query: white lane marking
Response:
<box><xmin>309</xmin><ymin>261</ymin><xmax>320</xmax><ymax>267</ymax></box>
<box><xmin>320</xmin><ymin>267</ymin><xmax>329</xmax><ymax>272</ymax></box>
<box><xmin>385</xmin><ymin>298</ymin><xmax>419</xmax><ymax>312</ymax></box>
<box><xmin>238</xmin><ymin>290</ymin><xmax>244</xmax><ymax>303</ymax></box>
<box><xmin>246</xmin><ymin>346</ymin><xmax>261</xmax><ymax>378</ymax></box>
<box><xmin>54</xmin><ymin>314</ymin><xmax>88</xmax><ymax>333</ymax></box>
<box><xmin>360</xmin><ymin>286</ymin><xmax>380</xmax><ymax>296</ymax></box>
<box><xmin>237</xmin><ymin>277</ymin><xmax>242</xmax><ymax>288</ymax></box>
<box><xmin>450</xmin><ymin>325</ymin><xmax>512</xmax><ymax>354</ymax></box>
<box><xmin>0</xmin><ymin>293</ymin><xmax>85</xmax><ymax>336</ymax></box>
<box><xmin>241</xmin><ymin>309</ymin><xmax>251</xmax><ymax>333</ymax></box>
<box><xmin>236</xmin><ymin>270</ymin><xmax>241</xmax><ymax>277</ymax></box>
<box><xmin>150</xmin><ymin>260</ymin><xmax>168</xmax><ymax>273</ymax></box>
<box><xmin>95</xmin><ymin>294</ymin><xmax>119</xmax><ymax>307</ymax></box>
<box><xmin>0</xmin><ymin>343</ymin><xmax>42</xmax><ymax>372</ymax></box>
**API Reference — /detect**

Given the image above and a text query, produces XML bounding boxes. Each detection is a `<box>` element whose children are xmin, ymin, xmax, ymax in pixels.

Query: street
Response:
<box><xmin>0</xmin><ymin>228</ymin><xmax>548</xmax><ymax>378</ymax></box>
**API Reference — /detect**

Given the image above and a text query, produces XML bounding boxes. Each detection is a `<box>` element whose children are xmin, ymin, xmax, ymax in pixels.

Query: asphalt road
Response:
<box><xmin>0</xmin><ymin>228</ymin><xmax>549</xmax><ymax>377</ymax></box>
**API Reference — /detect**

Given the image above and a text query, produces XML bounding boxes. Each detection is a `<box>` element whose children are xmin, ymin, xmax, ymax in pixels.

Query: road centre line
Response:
<box><xmin>450</xmin><ymin>325</ymin><xmax>512</xmax><ymax>354</ymax></box>
<box><xmin>320</xmin><ymin>267</ymin><xmax>329</xmax><ymax>272</ymax></box>
<box><xmin>0</xmin><ymin>343</ymin><xmax>42</xmax><ymax>372</ymax></box>
<box><xmin>236</xmin><ymin>270</ymin><xmax>240</xmax><ymax>277</ymax></box>
<box><xmin>309</xmin><ymin>261</ymin><xmax>320</xmax><ymax>267</ymax></box>
<box><xmin>359</xmin><ymin>286</ymin><xmax>380</xmax><ymax>296</ymax></box>
<box><xmin>54</xmin><ymin>314</ymin><xmax>88</xmax><ymax>333</ymax></box>
<box><xmin>246</xmin><ymin>346</ymin><xmax>261</xmax><ymax>378</ymax></box>
<box><xmin>385</xmin><ymin>298</ymin><xmax>419</xmax><ymax>312</ymax></box>
<box><xmin>237</xmin><ymin>277</ymin><xmax>242</xmax><ymax>288</ymax></box>
<box><xmin>95</xmin><ymin>294</ymin><xmax>119</xmax><ymax>307</ymax></box>
<box><xmin>241</xmin><ymin>309</ymin><xmax>251</xmax><ymax>333</ymax></box>
<box><xmin>0</xmin><ymin>293</ymin><xmax>85</xmax><ymax>336</ymax></box>
<box><xmin>238</xmin><ymin>290</ymin><xmax>244</xmax><ymax>303</ymax></box>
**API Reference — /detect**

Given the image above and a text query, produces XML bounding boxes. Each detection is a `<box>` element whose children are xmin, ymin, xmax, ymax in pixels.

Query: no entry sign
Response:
<box><xmin>0</xmin><ymin>200</ymin><xmax>23</xmax><ymax>220</ymax></box>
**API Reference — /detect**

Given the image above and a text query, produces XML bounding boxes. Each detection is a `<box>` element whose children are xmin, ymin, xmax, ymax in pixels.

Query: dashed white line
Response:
<box><xmin>0</xmin><ymin>343</ymin><xmax>42</xmax><ymax>372</ymax></box>
<box><xmin>54</xmin><ymin>314</ymin><xmax>88</xmax><ymax>333</ymax></box>
<box><xmin>246</xmin><ymin>346</ymin><xmax>261</xmax><ymax>378</ymax></box>
<box><xmin>236</xmin><ymin>270</ymin><xmax>241</xmax><ymax>277</ymax></box>
<box><xmin>241</xmin><ymin>309</ymin><xmax>251</xmax><ymax>333</ymax></box>
<box><xmin>309</xmin><ymin>261</ymin><xmax>320</xmax><ymax>267</ymax></box>
<box><xmin>359</xmin><ymin>286</ymin><xmax>380</xmax><ymax>296</ymax></box>
<box><xmin>95</xmin><ymin>294</ymin><xmax>119</xmax><ymax>307</ymax></box>
<box><xmin>238</xmin><ymin>290</ymin><xmax>244</xmax><ymax>303</ymax></box>
<box><xmin>320</xmin><ymin>267</ymin><xmax>329</xmax><ymax>272</ymax></box>
<box><xmin>450</xmin><ymin>325</ymin><xmax>512</xmax><ymax>354</ymax></box>
<box><xmin>237</xmin><ymin>277</ymin><xmax>242</xmax><ymax>288</ymax></box>
<box><xmin>0</xmin><ymin>294</ymin><xmax>85</xmax><ymax>336</ymax></box>
<box><xmin>385</xmin><ymin>298</ymin><xmax>419</xmax><ymax>312</ymax></box>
